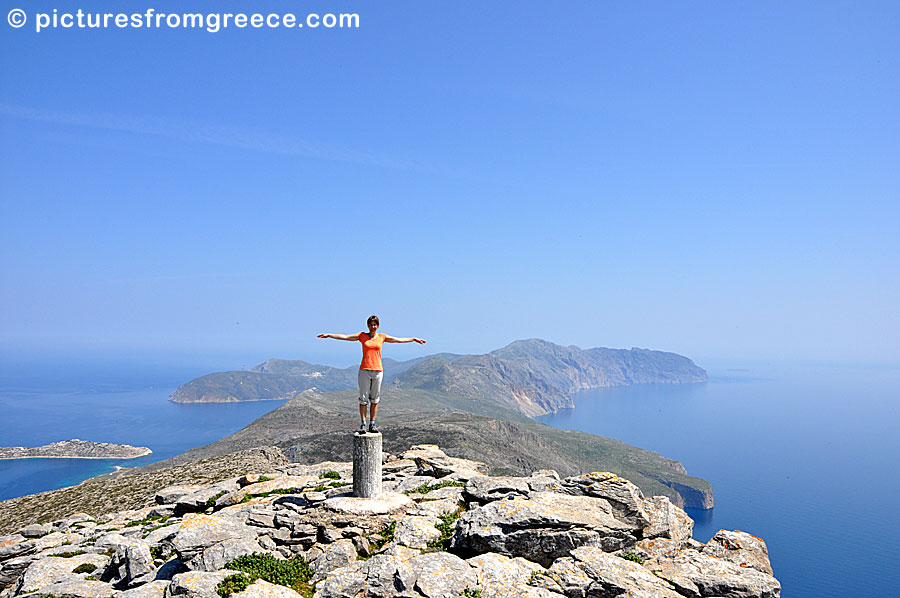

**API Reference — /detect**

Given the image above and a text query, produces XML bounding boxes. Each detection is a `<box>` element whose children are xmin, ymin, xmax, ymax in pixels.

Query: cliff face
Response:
<box><xmin>392</xmin><ymin>339</ymin><xmax>709</xmax><ymax>416</ymax></box>
<box><xmin>0</xmin><ymin>445</ymin><xmax>778</xmax><ymax>598</ymax></box>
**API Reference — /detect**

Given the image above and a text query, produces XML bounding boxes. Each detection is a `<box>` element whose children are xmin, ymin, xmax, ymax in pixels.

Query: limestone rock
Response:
<box><xmin>411</xmin><ymin>497</ymin><xmax>464</xmax><ymax>519</ymax></box>
<box><xmin>240</xmin><ymin>475</ymin><xmax>316</xmax><ymax>496</ymax></box>
<box><xmin>171</xmin><ymin>514</ymin><xmax>256</xmax><ymax>562</ymax></box>
<box><xmin>17</xmin><ymin>578</ymin><xmax>116</xmax><ymax>597</ymax></box>
<box><xmin>167</xmin><ymin>570</ymin><xmax>227</xmax><ymax>598</ymax></box>
<box><xmin>324</xmin><ymin>492</ymin><xmax>411</xmax><ymax>516</ymax></box>
<box><xmin>155</xmin><ymin>485</ymin><xmax>205</xmax><ymax>505</ymax></box>
<box><xmin>545</xmin><ymin>555</ymin><xmax>593</xmax><ymax>597</ymax></box>
<box><xmin>562</xmin><ymin>473</ymin><xmax>651</xmax><ymax>529</ymax></box>
<box><xmin>421</xmin><ymin>485</ymin><xmax>464</xmax><ymax>501</ymax></box>
<box><xmin>467</xmin><ymin>552</ymin><xmax>549</xmax><ymax>598</ymax></box>
<box><xmin>0</xmin><ymin>535</ymin><xmax>34</xmax><ymax>561</ymax></box>
<box><xmin>400</xmin><ymin>445</ymin><xmax>484</xmax><ymax>480</ymax></box>
<box><xmin>0</xmin><ymin>555</ymin><xmax>34</xmax><ymax>589</ymax></box>
<box><xmin>645</xmin><ymin>549</ymin><xmax>781</xmax><ymax>598</ymax></box>
<box><xmin>315</xmin><ymin>546</ymin><xmax>419</xmax><ymax>598</ymax></box>
<box><xmin>176</xmin><ymin>486</ymin><xmax>231</xmax><ymax>513</ymax></box>
<box><xmin>234</xmin><ymin>578</ymin><xmax>304</xmax><ymax>597</ymax></box>
<box><xmin>451</xmin><ymin>492</ymin><xmax>638</xmax><ymax>566</ymax></box>
<box><xmin>118</xmin><ymin>579</ymin><xmax>169</xmax><ymax>598</ymax></box>
<box><xmin>525</xmin><ymin>471</ymin><xmax>562</xmax><ymax>494</ymax></box>
<box><xmin>567</xmin><ymin>545</ymin><xmax>681</xmax><ymax>597</ymax></box>
<box><xmin>394</xmin><ymin>516</ymin><xmax>441</xmax><ymax>549</ymax></box>
<box><xmin>247</xmin><ymin>510</ymin><xmax>277</xmax><ymax>529</ymax></box>
<box><xmin>464</xmin><ymin>475</ymin><xmax>532</xmax><ymax>504</ymax></box>
<box><xmin>642</xmin><ymin>495</ymin><xmax>694</xmax><ymax>542</ymax></box>
<box><xmin>410</xmin><ymin>551</ymin><xmax>477</xmax><ymax>598</ymax></box>
<box><xmin>308</xmin><ymin>538</ymin><xmax>357</xmax><ymax>578</ymax></box>
<box><xmin>106</xmin><ymin>541</ymin><xmax>156</xmax><ymax>587</ymax></box>
<box><xmin>701</xmin><ymin>529</ymin><xmax>774</xmax><ymax>576</ymax></box>
<box><xmin>632</xmin><ymin>537</ymin><xmax>686</xmax><ymax>561</ymax></box>
<box><xmin>17</xmin><ymin>524</ymin><xmax>52</xmax><ymax>539</ymax></box>
<box><xmin>217</xmin><ymin>491</ymin><xmax>250</xmax><ymax>509</ymax></box>
<box><xmin>188</xmin><ymin>537</ymin><xmax>264</xmax><ymax>572</ymax></box>
<box><xmin>143</xmin><ymin>523</ymin><xmax>180</xmax><ymax>548</ymax></box>
<box><xmin>95</xmin><ymin>532</ymin><xmax>145</xmax><ymax>552</ymax></box>
<box><xmin>17</xmin><ymin>553</ymin><xmax>109</xmax><ymax>594</ymax></box>
<box><xmin>31</xmin><ymin>531</ymin><xmax>83</xmax><ymax>552</ymax></box>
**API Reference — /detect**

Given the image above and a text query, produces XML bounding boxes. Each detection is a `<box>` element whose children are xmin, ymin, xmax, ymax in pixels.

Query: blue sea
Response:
<box><xmin>1</xmin><ymin>357</ymin><xmax>898</xmax><ymax>597</ymax></box>
<box><xmin>538</xmin><ymin>362</ymin><xmax>900</xmax><ymax>598</ymax></box>
<box><xmin>0</xmin><ymin>358</ymin><xmax>288</xmax><ymax>500</ymax></box>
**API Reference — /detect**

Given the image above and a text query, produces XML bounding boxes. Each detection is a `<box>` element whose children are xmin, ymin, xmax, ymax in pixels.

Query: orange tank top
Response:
<box><xmin>359</xmin><ymin>333</ymin><xmax>385</xmax><ymax>371</ymax></box>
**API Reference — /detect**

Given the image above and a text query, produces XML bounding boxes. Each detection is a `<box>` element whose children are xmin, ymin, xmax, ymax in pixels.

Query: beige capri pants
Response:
<box><xmin>358</xmin><ymin>369</ymin><xmax>383</xmax><ymax>405</ymax></box>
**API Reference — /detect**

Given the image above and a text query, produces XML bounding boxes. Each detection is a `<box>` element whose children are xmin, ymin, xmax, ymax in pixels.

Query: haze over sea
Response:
<box><xmin>1</xmin><ymin>356</ymin><xmax>898</xmax><ymax>597</ymax></box>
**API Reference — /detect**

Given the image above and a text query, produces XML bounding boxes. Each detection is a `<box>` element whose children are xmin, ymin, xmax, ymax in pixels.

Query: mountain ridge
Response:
<box><xmin>171</xmin><ymin>339</ymin><xmax>708</xmax><ymax>418</ymax></box>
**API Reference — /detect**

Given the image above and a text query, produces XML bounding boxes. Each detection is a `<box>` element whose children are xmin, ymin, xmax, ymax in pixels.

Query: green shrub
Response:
<box><xmin>224</xmin><ymin>552</ymin><xmax>314</xmax><ymax>598</ymax></box>
<box><xmin>427</xmin><ymin>510</ymin><xmax>462</xmax><ymax>551</ymax></box>
<box><xmin>206</xmin><ymin>491</ymin><xmax>227</xmax><ymax>507</ymax></box>
<box><xmin>405</xmin><ymin>480</ymin><xmax>465</xmax><ymax>495</ymax></box>
<box><xmin>257</xmin><ymin>476</ymin><xmax>274</xmax><ymax>483</ymax></box>
<box><xmin>319</xmin><ymin>471</ymin><xmax>340</xmax><ymax>480</ymax></box>
<box><xmin>329</xmin><ymin>482</ymin><xmax>349</xmax><ymax>488</ymax></box>
<box><xmin>49</xmin><ymin>550</ymin><xmax>87</xmax><ymax>558</ymax></box>
<box><xmin>618</xmin><ymin>552</ymin><xmax>644</xmax><ymax>564</ymax></box>
<box><xmin>72</xmin><ymin>563</ymin><xmax>97</xmax><ymax>574</ymax></box>
<box><xmin>461</xmin><ymin>589</ymin><xmax>481</xmax><ymax>598</ymax></box>
<box><xmin>368</xmin><ymin>521</ymin><xmax>396</xmax><ymax>552</ymax></box>
<box><xmin>216</xmin><ymin>573</ymin><xmax>252</xmax><ymax>597</ymax></box>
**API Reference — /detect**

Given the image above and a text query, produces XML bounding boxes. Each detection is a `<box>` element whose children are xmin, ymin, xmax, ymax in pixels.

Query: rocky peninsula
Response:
<box><xmin>0</xmin><ymin>444</ymin><xmax>779</xmax><ymax>598</ymax></box>
<box><xmin>171</xmin><ymin>339</ymin><xmax>708</xmax><ymax>418</ymax></box>
<box><xmin>0</xmin><ymin>440</ymin><xmax>152</xmax><ymax>461</ymax></box>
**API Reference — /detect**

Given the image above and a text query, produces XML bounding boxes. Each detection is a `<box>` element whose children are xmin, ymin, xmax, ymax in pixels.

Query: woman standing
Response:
<box><xmin>317</xmin><ymin>315</ymin><xmax>426</xmax><ymax>433</ymax></box>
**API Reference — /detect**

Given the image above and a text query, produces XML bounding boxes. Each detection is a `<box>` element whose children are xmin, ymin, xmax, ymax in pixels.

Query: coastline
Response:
<box><xmin>0</xmin><ymin>449</ymin><xmax>152</xmax><ymax>461</ymax></box>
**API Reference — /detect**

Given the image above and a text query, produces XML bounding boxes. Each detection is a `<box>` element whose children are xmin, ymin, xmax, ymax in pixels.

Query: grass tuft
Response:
<box><xmin>72</xmin><ymin>563</ymin><xmax>97</xmax><ymax>574</ymax></box>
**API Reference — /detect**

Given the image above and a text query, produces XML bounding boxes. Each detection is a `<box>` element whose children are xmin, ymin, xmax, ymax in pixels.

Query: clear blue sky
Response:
<box><xmin>1</xmin><ymin>1</ymin><xmax>897</xmax><ymax>369</ymax></box>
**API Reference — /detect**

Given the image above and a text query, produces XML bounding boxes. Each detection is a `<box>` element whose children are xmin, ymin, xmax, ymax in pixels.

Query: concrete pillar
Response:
<box><xmin>352</xmin><ymin>432</ymin><xmax>382</xmax><ymax>498</ymax></box>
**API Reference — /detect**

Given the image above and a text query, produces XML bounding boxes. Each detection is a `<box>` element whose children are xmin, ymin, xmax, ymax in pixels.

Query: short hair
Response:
<box><xmin>367</xmin><ymin>315</ymin><xmax>380</xmax><ymax>326</ymax></box>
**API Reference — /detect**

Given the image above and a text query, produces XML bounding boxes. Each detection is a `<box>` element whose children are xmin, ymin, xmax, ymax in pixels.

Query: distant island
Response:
<box><xmin>0</xmin><ymin>439</ymin><xmax>152</xmax><ymax>460</ymax></box>
<box><xmin>171</xmin><ymin>338</ymin><xmax>708</xmax><ymax>417</ymax></box>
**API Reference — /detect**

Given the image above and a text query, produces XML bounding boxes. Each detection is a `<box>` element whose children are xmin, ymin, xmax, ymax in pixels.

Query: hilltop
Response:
<box><xmin>0</xmin><ymin>444</ymin><xmax>778</xmax><ymax>598</ymax></box>
<box><xmin>135</xmin><ymin>389</ymin><xmax>713</xmax><ymax>510</ymax></box>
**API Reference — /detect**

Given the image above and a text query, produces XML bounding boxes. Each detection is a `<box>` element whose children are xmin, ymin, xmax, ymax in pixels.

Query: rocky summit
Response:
<box><xmin>0</xmin><ymin>445</ymin><xmax>779</xmax><ymax>598</ymax></box>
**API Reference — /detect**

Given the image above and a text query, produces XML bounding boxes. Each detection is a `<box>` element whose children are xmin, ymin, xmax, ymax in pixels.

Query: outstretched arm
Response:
<box><xmin>317</xmin><ymin>333</ymin><xmax>361</xmax><ymax>341</ymax></box>
<box><xmin>384</xmin><ymin>335</ymin><xmax>426</xmax><ymax>344</ymax></box>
